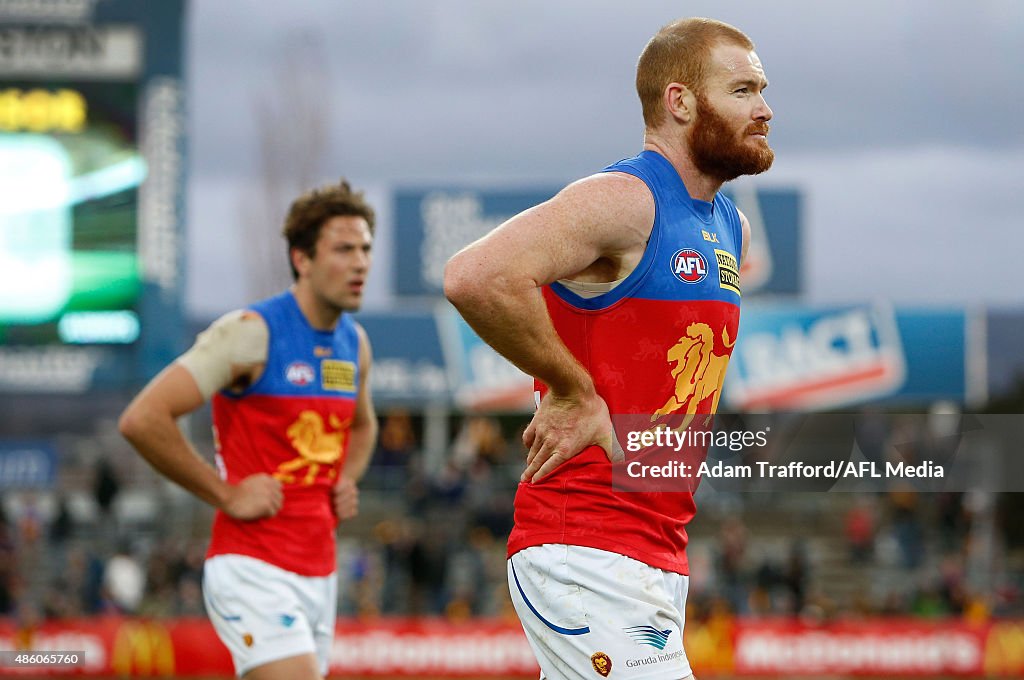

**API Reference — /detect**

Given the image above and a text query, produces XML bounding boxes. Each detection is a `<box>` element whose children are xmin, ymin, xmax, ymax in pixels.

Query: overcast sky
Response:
<box><xmin>184</xmin><ymin>0</ymin><xmax>1024</xmax><ymax>317</ymax></box>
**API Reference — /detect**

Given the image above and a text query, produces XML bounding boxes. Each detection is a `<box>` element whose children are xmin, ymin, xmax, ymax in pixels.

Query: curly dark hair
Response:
<box><xmin>282</xmin><ymin>178</ymin><xmax>376</xmax><ymax>279</ymax></box>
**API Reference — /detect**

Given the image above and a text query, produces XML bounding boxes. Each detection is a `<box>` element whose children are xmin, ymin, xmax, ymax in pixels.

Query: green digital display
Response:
<box><xmin>0</xmin><ymin>81</ymin><xmax>144</xmax><ymax>345</ymax></box>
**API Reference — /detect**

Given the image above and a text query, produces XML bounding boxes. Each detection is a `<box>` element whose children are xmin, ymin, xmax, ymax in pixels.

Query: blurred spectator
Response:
<box><xmin>140</xmin><ymin>538</ymin><xmax>178</xmax><ymax>614</ymax></box>
<box><xmin>46</xmin><ymin>545</ymin><xmax>106</xmax><ymax>616</ymax></box>
<box><xmin>174</xmin><ymin>542</ymin><xmax>206</xmax><ymax>592</ymax></box>
<box><xmin>444</xmin><ymin>525</ymin><xmax>496</xmax><ymax>617</ymax></box>
<box><xmin>911</xmin><ymin>578</ymin><xmax>947</xmax><ymax>618</ymax></box>
<box><xmin>888</xmin><ymin>489</ymin><xmax>925</xmax><ymax>569</ymax></box>
<box><xmin>451</xmin><ymin>416</ymin><xmax>505</xmax><ymax>470</ymax></box>
<box><xmin>429</xmin><ymin>460</ymin><xmax>468</xmax><ymax>506</ymax></box>
<box><xmin>938</xmin><ymin>554</ymin><xmax>967</xmax><ymax>614</ymax></box>
<box><xmin>93</xmin><ymin>457</ymin><xmax>120</xmax><ymax>516</ymax></box>
<box><xmin>103</xmin><ymin>541</ymin><xmax>144</xmax><ymax>613</ymax></box>
<box><xmin>845</xmin><ymin>496</ymin><xmax>875</xmax><ymax>564</ymax></box>
<box><xmin>176</xmin><ymin>579</ymin><xmax>206</xmax><ymax>617</ymax></box>
<box><xmin>374</xmin><ymin>409</ymin><xmax>418</xmax><ymax>469</ymax></box>
<box><xmin>407</xmin><ymin>521</ymin><xmax>450</xmax><ymax>615</ymax></box>
<box><xmin>716</xmin><ymin>516</ymin><xmax>749</xmax><ymax>614</ymax></box>
<box><xmin>0</xmin><ymin>505</ymin><xmax>16</xmax><ymax>615</ymax></box>
<box><xmin>348</xmin><ymin>542</ymin><xmax>384</xmax><ymax>617</ymax></box>
<box><xmin>372</xmin><ymin>519</ymin><xmax>414</xmax><ymax>614</ymax></box>
<box><xmin>782</xmin><ymin>539</ymin><xmax>810</xmax><ymax>616</ymax></box>
<box><xmin>936</xmin><ymin>492</ymin><xmax>968</xmax><ymax>553</ymax></box>
<box><xmin>49</xmin><ymin>496</ymin><xmax>74</xmax><ymax>547</ymax></box>
<box><xmin>16</xmin><ymin>496</ymin><xmax>42</xmax><ymax>546</ymax></box>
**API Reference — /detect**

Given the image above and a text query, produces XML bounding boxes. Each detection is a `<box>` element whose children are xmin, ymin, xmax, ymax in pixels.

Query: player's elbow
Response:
<box><xmin>117</xmin><ymin>405</ymin><xmax>141</xmax><ymax>443</ymax></box>
<box><xmin>118</xmin><ymin>401</ymin><xmax>153</xmax><ymax>446</ymax></box>
<box><xmin>352</xmin><ymin>408</ymin><xmax>379</xmax><ymax>440</ymax></box>
<box><xmin>443</xmin><ymin>251</ymin><xmax>484</xmax><ymax>310</ymax></box>
<box><xmin>445</xmin><ymin>248</ymin><xmax>528</xmax><ymax>315</ymax></box>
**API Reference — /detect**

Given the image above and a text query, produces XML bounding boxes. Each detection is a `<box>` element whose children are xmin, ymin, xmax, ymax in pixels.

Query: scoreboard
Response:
<box><xmin>0</xmin><ymin>0</ymin><xmax>185</xmax><ymax>392</ymax></box>
<box><xmin>1</xmin><ymin>81</ymin><xmax>143</xmax><ymax>344</ymax></box>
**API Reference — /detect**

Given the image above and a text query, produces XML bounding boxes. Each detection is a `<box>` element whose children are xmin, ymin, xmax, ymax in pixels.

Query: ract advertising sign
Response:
<box><xmin>725</xmin><ymin>304</ymin><xmax>976</xmax><ymax>411</ymax></box>
<box><xmin>437</xmin><ymin>308</ymin><xmax>533</xmax><ymax>412</ymax></box>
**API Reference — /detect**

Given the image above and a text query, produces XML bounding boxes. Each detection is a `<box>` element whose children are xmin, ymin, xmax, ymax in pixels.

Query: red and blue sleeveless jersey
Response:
<box><xmin>206</xmin><ymin>291</ymin><xmax>360</xmax><ymax>576</ymax></box>
<box><xmin>507</xmin><ymin>150</ymin><xmax>743</xmax><ymax>575</ymax></box>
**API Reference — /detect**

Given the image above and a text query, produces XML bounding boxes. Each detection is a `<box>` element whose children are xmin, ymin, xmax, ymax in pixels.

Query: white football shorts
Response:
<box><xmin>203</xmin><ymin>554</ymin><xmax>337</xmax><ymax>677</ymax></box>
<box><xmin>508</xmin><ymin>544</ymin><xmax>694</xmax><ymax>680</ymax></box>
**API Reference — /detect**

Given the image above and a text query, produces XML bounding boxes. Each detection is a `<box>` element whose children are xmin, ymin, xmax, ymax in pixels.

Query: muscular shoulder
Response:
<box><xmin>554</xmin><ymin>172</ymin><xmax>655</xmax><ymax>251</ymax></box>
<box><xmin>445</xmin><ymin>170</ymin><xmax>655</xmax><ymax>290</ymax></box>
<box><xmin>177</xmin><ymin>310</ymin><xmax>269</xmax><ymax>399</ymax></box>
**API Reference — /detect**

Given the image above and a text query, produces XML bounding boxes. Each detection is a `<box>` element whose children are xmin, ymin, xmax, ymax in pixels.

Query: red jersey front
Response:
<box><xmin>507</xmin><ymin>151</ymin><xmax>744</xmax><ymax>574</ymax></box>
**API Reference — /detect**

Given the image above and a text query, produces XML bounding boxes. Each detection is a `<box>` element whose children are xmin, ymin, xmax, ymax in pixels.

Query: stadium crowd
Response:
<box><xmin>0</xmin><ymin>406</ymin><xmax>1021</xmax><ymax>627</ymax></box>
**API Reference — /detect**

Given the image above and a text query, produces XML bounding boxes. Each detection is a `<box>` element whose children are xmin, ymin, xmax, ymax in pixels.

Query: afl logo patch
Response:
<box><xmin>671</xmin><ymin>248</ymin><xmax>708</xmax><ymax>284</ymax></box>
<box><xmin>285</xmin><ymin>361</ymin><xmax>315</xmax><ymax>386</ymax></box>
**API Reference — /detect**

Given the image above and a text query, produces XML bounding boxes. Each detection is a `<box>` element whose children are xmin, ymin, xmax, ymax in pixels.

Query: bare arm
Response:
<box><xmin>738</xmin><ymin>209</ymin><xmax>751</xmax><ymax>266</ymax></box>
<box><xmin>341</xmin><ymin>323</ymin><xmax>378</xmax><ymax>483</ymax></box>
<box><xmin>118</xmin><ymin>364</ymin><xmax>231</xmax><ymax>508</ymax></box>
<box><xmin>118</xmin><ymin>313</ymin><xmax>282</xmax><ymax>520</ymax></box>
<box><xmin>444</xmin><ymin>172</ymin><xmax>654</xmax><ymax>481</ymax></box>
<box><xmin>333</xmin><ymin>323</ymin><xmax>378</xmax><ymax>522</ymax></box>
<box><xmin>445</xmin><ymin>173</ymin><xmax>651</xmax><ymax>396</ymax></box>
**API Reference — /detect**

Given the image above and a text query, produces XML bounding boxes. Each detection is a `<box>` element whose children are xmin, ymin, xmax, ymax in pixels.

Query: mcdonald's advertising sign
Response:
<box><xmin>1</xmin><ymin>616</ymin><xmax>1024</xmax><ymax>676</ymax></box>
<box><xmin>112</xmin><ymin>621</ymin><xmax>175</xmax><ymax>676</ymax></box>
<box><xmin>984</xmin><ymin>622</ymin><xmax>1024</xmax><ymax>676</ymax></box>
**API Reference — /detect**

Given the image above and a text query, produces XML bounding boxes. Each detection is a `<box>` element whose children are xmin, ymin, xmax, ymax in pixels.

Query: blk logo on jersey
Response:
<box><xmin>671</xmin><ymin>249</ymin><xmax>708</xmax><ymax>284</ymax></box>
<box><xmin>285</xmin><ymin>361</ymin><xmax>315</xmax><ymax>386</ymax></box>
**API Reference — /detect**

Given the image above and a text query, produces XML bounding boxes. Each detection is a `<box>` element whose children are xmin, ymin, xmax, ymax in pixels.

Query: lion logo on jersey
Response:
<box><xmin>652</xmin><ymin>322</ymin><xmax>735</xmax><ymax>428</ymax></box>
<box><xmin>590</xmin><ymin>652</ymin><xmax>612</xmax><ymax>677</ymax></box>
<box><xmin>274</xmin><ymin>411</ymin><xmax>349</xmax><ymax>485</ymax></box>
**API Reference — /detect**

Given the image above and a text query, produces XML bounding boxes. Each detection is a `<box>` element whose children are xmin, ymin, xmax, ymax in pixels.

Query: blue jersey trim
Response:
<box><xmin>548</xmin><ymin>150</ymin><xmax>742</xmax><ymax>311</ymax></box>
<box><xmin>510</xmin><ymin>561</ymin><xmax>591</xmax><ymax>636</ymax></box>
<box><xmin>635</xmin><ymin>150</ymin><xmax>716</xmax><ymax>223</ymax></box>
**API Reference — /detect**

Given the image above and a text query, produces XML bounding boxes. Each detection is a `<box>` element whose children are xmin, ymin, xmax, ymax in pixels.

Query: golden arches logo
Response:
<box><xmin>985</xmin><ymin>622</ymin><xmax>1024</xmax><ymax>675</ymax></box>
<box><xmin>275</xmin><ymin>410</ymin><xmax>349</xmax><ymax>484</ymax></box>
<box><xmin>684</xmin><ymin>619</ymin><xmax>734</xmax><ymax>672</ymax></box>
<box><xmin>653</xmin><ymin>322</ymin><xmax>735</xmax><ymax>427</ymax></box>
<box><xmin>112</xmin><ymin>621</ymin><xmax>175</xmax><ymax>676</ymax></box>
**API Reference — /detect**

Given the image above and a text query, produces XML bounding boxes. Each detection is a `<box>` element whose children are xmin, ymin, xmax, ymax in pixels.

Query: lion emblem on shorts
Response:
<box><xmin>590</xmin><ymin>652</ymin><xmax>612</xmax><ymax>677</ymax></box>
<box><xmin>274</xmin><ymin>411</ymin><xmax>349</xmax><ymax>485</ymax></box>
<box><xmin>652</xmin><ymin>322</ymin><xmax>734</xmax><ymax>428</ymax></box>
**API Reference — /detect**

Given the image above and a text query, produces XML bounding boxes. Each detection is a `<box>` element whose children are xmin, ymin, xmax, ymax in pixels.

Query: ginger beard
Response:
<box><xmin>689</xmin><ymin>92</ymin><xmax>774</xmax><ymax>183</ymax></box>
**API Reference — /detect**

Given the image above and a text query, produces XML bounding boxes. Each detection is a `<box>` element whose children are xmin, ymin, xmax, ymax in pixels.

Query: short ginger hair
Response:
<box><xmin>636</xmin><ymin>17</ymin><xmax>755</xmax><ymax>128</ymax></box>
